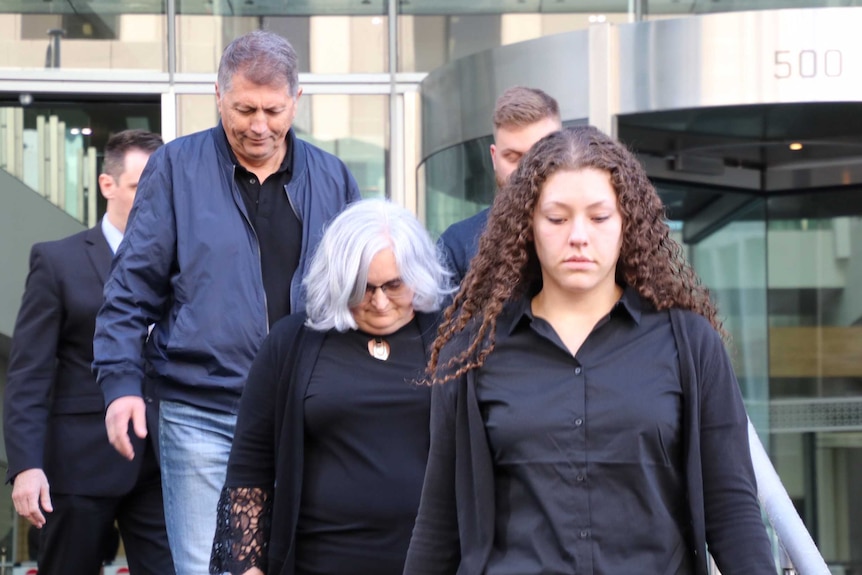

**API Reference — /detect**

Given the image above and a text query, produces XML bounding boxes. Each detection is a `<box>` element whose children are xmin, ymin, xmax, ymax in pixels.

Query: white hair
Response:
<box><xmin>303</xmin><ymin>199</ymin><xmax>452</xmax><ymax>332</ymax></box>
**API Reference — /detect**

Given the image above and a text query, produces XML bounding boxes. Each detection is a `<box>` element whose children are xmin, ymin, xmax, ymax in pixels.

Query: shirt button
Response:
<box><xmin>577</xmin><ymin>474</ymin><xmax>586</xmax><ymax>482</ymax></box>
<box><xmin>579</xmin><ymin>530</ymin><xmax>589</xmax><ymax>539</ymax></box>
<box><xmin>574</xmin><ymin>366</ymin><xmax>582</xmax><ymax>375</ymax></box>
<box><xmin>573</xmin><ymin>418</ymin><xmax>583</xmax><ymax>427</ymax></box>
<box><xmin>249</xmin><ymin>178</ymin><xmax>257</xmax><ymax>184</ymax></box>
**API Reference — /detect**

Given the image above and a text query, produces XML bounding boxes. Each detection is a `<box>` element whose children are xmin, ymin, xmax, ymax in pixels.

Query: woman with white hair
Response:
<box><xmin>210</xmin><ymin>199</ymin><xmax>451</xmax><ymax>575</ymax></box>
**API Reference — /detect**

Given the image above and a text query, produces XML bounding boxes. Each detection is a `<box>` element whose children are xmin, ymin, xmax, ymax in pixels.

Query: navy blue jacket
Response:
<box><xmin>93</xmin><ymin>126</ymin><xmax>360</xmax><ymax>413</ymax></box>
<box><xmin>437</xmin><ymin>207</ymin><xmax>489</xmax><ymax>285</ymax></box>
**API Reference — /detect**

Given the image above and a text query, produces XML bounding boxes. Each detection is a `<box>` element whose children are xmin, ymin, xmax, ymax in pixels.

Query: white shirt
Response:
<box><xmin>101</xmin><ymin>216</ymin><xmax>154</xmax><ymax>337</ymax></box>
<box><xmin>100</xmin><ymin>216</ymin><xmax>124</xmax><ymax>255</ymax></box>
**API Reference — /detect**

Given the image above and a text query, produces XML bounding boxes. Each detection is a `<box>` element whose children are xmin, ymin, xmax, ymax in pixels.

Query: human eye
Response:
<box><xmin>592</xmin><ymin>214</ymin><xmax>610</xmax><ymax>222</ymax></box>
<box><xmin>384</xmin><ymin>279</ymin><xmax>405</xmax><ymax>293</ymax></box>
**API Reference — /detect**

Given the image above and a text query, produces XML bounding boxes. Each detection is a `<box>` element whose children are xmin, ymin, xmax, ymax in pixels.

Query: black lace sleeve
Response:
<box><xmin>210</xmin><ymin>485</ymin><xmax>273</xmax><ymax>574</ymax></box>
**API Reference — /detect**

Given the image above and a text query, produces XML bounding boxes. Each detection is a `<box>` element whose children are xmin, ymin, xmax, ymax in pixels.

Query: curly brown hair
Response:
<box><xmin>428</xmin><ymin>125</ymin><xmax>722</xmax><ymax>385</ymax></box>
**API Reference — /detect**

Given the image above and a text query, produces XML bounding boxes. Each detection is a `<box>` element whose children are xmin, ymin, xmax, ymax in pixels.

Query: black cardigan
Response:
<box><xmin>218</xmin><ymin>311</ymin><xmax>440</xmax><ymax>575</ymax></box>
<box><xmin>403</xmin><ymin>306</ymin><xmax>777</xmax><ymax>575</ymax></box>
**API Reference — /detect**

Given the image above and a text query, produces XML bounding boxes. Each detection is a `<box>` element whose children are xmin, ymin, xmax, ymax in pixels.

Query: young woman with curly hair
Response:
<box><xmin>403</xmin><ymin>126</ymin><xmax>777</xmax><ymax>575</ymax></box>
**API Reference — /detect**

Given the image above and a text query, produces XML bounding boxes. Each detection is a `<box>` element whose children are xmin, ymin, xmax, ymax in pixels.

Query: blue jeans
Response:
<box><xmin>159</xmin><ymin>400</ymin><xmax>236</xmax><ymax>575</ymax></box>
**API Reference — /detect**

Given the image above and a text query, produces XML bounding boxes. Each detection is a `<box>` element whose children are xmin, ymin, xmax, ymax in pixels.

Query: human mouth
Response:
<box><xmin>563</xmin><ymin>256</ymin><xmax>594</xmax><ymax>269</ymax></box>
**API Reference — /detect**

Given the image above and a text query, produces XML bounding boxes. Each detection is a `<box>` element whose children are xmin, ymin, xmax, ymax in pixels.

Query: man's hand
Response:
<box><xmin>105</xmin><ymin>395</ymin><xmax>147</xmax><ymax>460</ymax></box>
<box><xmin>12</xmin><ymin>468</ymin><xmax>52</xmax><ymax>528</ymax></box>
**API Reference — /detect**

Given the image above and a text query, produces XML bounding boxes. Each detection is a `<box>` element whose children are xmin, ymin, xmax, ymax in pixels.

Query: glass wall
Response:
<box><xmin>690</xmin><ymin>200</ymin><xmax>771</xmax><ymax>431</ymax></box>
<box><xmin>6</xmin><ymin>11</ymin><xmax>167</xmax><ymax>71</ymax></box>
<box><xmin>5</xmin><ymin>1</ymin><xmax>853</xmax><ymax>76</ymax></box>
<box><xmin>298</xmin><ymin>94</ymin><xmax>389</xmax><ymax>199</ymax></box>
<box><xmin>176</xmin><ymin>92</ymin><xmax>389</xmax><ymax>199</ymax></box>
<box><xmin>765</xmin><ymin>190</ymin><xmax>862</xmax><ymax>574</ymax></box>
<box><xmin>176</xmin><ymin>15</ymin><xmax>389</xmax><ymax>75</ymax></box>
<box><xmin>420</xmin><ymin>135</ymin><xmax>494</xmax><ymax>238</ymax></box>
<box><xmin>398</xmin><ymin>13</ymin><xmax>614</xmax><ymax>72</ymax></box>
<box><xmin>648</xmin><ymin>181</ymin><xmax>862</xmax><ymax>573</ymax></box>
<box><xmin>0</xmin><ymin>97</ymin><xmax>160</xmax><ymax>225</ymax></box>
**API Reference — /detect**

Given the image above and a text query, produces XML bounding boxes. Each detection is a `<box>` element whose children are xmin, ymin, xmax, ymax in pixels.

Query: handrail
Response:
<box><xmin>748</xmin><ymin>418</ymin><xmax>831</xmax><ymax>575</ymax></box>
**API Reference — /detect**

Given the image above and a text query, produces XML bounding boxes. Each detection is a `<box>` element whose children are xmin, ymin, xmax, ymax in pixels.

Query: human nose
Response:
<box><xmin>369</xmin><ymin>287</ymin><xmax>390</xmax><ymax>307</ymax></box>
<box><xmin>568</xmin><ymin>217</ymin><xmax>589</xmax><ymax>245</ymax></box>
<box><xmin>249</xmin><ymin>111</ymin><xmax>267</xmax><ymax>134</ymax></box>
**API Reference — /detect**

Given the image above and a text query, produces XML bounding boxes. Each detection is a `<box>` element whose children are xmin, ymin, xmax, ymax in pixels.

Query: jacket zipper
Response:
<box><xmin>232</xmin><ymin>164</ymin><xmax>270</xmax><ymax>334</ymax></box>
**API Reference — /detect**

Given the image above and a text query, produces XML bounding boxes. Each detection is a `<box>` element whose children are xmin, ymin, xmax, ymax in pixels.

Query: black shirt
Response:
<box><xmin>296</xmin><ymin>318</ymin><xmax>431</xmax><ymax>575</ymax></box>
<box><xmin>225</xmin><ymin>128</ymin><xmax>302</xmax><ymax>326</ymax></box>
<box><xmin>476</xmin><ymin>286</ymin><xmax>693</xmax><ymax>575</ymax></box>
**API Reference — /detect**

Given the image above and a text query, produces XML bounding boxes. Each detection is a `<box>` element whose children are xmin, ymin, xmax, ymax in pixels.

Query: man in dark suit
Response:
<box><xmin>4</xmin><ymin>130</ymin><xmax>174</xmax><ymax>575</ymax></box>
<box><xmin>439</xmin><ymin>86</ymin><xmax>562</xmax><ymax>284</ymax></box>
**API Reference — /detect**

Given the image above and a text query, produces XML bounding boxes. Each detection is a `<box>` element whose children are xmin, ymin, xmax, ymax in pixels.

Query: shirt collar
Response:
<box><xmin>100</xmin><ymin>216</ymin><xmax>124</xmax><ymax>255</ymax></box>
<box><xmin>505</xmin><ymin>283</ymin><xmax>643</xmax><ymax>336</ymax></box>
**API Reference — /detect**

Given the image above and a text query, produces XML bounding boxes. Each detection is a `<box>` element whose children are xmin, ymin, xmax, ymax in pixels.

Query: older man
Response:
<box><xmin>93</xmin><ymin>30</ymin><xmax>360</xmax><ymax>574</ymax></box>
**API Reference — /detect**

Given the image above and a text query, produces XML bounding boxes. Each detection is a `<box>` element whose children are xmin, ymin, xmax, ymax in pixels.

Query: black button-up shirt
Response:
<box><xmin>476</xmin><ymin>286</ymin><xmax>694</xmax><ymax>575</ymax></box>
<box><xmin>224</xmin><ymin>128</ymin><xmax>302</xmax><ymax>327</ymax></box>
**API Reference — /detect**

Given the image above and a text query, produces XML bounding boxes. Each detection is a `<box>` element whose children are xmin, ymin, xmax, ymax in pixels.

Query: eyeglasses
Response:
<box><xmin>363</xmin><ymin>278</ymin><xmax>411</xmax><ymax>301</ymax></box>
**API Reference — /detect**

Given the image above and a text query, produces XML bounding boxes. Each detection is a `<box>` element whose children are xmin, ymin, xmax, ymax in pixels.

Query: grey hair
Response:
<box><xmin>304</xmin><ymin>199</ymin><xmax>452</xmax><ymax>332</ymax></box>
<box><xmin>217</xmin><ymin>30</ymin><xmax>299</xmax><ymax>97</ymax></box>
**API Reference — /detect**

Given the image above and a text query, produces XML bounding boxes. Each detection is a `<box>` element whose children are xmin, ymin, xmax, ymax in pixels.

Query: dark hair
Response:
<box><xmin>493</xmin><ymin>86</ymin><xmax>560</xmax><ymax>132</ymax></box>
<box><xmin>101</xmin><ymin>129</ymin><xmax>163</xmax><ymax>181</ymax></box>
<box><xmin>428</xmin><ymin>125</ymin><xmax>721</xmax><ymax>385</ymax></box>
<box><xmin>218</xmin><ymin>30</ymin><xmax>299</xmax><ymax>97</ymax></box>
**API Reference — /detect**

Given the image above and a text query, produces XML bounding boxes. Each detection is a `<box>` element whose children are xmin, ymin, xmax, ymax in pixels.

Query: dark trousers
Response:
<box><xmin>37</xmin><ymin>441</ymin><xmax>175</xmax><ymax>575</ymax></box>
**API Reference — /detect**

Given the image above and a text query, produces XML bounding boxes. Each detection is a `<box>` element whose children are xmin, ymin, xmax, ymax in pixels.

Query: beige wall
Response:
<box><xmin>0</xmin><ymin>14</ymin><xmax>165</xmax><ymax>71</ymax></box>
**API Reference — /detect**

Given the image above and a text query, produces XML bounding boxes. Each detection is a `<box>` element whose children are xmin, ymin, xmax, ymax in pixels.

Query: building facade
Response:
<box><xmin>0</xmin><ymin>0</ymin><xmax>860</xmax><ymax>571</ymax></box>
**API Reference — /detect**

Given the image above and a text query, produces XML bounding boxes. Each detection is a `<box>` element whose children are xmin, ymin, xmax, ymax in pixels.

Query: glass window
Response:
<box><xmin>9</xmin><ymin>12</ymin><xmax>166</xmax><ymax>71</ymax></box>
<box><xmin>0</xmin><ymin>97</ymin><xmax>160</xmax><ymax>226</ymax></box>
<box><xmin>176</xmin><ymin>92</ymin><xmax>387</xmax><ymax>199</ymax></box>
<box><xmin>398</xmin><ymin>12</ymin><xmax>627</xmax><ymax>72</ymax></box>
<box><xmin>648</xmin><ymin>180</ymin><xmax>862</xmax><ymax>574</ymax></box>
<box><xmin>175</xmin><ymin>15</ymin><xmax>388</xmax><ymax>75</ymax></box>
<box><xmin>177</xmin><ymin>94</ymin><xmax>219</xmax><ymax>138</ymax></box>
<box><xmin>420</xmin><ymin>136</ymin><xmax>494</xmax><ymax>239</ymax></box>
<box><xmin>764</xmin><ymin>192</ymin><xmax>862</xmax><ymax>573</ymax></box>
<box><xmin>297</xmin><ymin>94</ymin><xmax>389</xmax><ymax>199</ymax></box>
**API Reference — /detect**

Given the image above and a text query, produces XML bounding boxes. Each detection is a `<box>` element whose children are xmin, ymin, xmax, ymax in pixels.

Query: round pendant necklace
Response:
<box><xmin>367</xmin><ymin>337</ymin><xmax>390</xmax><ymax>361</ymax></box>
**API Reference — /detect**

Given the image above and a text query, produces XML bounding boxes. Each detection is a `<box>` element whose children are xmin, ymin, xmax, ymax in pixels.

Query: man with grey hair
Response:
<box><xmin>93</xmin><ymin>30</ymin><xmax>360</xmax><ymax>574</ymax></box>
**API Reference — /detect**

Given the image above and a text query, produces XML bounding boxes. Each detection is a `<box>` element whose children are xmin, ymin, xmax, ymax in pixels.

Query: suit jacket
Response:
<box><xmin>437</xmin><ymin>207</ymin><xmax>489</xmax><ymax>286</ymax></box>
<box><xmin>4</xmin><ymin>225</ymin><xmax>148</xmax><ymax>496</ymax></box>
